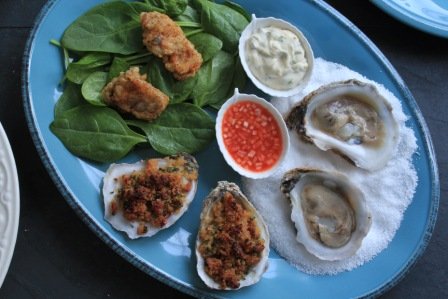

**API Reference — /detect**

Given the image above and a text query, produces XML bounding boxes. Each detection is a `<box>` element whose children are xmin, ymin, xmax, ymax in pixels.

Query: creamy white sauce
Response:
<box><xmin>245</xmin><ymin>26</ymin><xmax>308</xmax><ymax>90</ymax></box>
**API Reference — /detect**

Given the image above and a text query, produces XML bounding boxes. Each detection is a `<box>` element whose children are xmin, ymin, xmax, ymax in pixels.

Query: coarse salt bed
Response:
<box><xmin>242</xmin><ymin>58</ymin><xmax>418</xmax><ymax>275</ymax></box>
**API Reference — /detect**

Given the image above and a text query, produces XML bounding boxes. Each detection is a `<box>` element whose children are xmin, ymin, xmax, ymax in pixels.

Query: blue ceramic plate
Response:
<box><xmin>23</xmin><ymin>1</ymin><xmax>439</xmax><ymax>298</ymax></box>
<box><xmin>371</xmin><ymin>0</ymin><xmax>448</xmax><ymax>38</ymax></box>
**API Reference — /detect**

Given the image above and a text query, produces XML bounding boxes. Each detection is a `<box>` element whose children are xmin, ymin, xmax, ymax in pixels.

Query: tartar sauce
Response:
<box><xmin>245</xmin><ymin>26</ymin><xmax>308</xmax><ymax>90</ymax></box>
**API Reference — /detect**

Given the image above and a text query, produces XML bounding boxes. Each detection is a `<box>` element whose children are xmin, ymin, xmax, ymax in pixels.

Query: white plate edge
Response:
<box><xmin>0</xmin><ymin>123</ymin><xmax>20</xmax><ymax>286</ymax></box>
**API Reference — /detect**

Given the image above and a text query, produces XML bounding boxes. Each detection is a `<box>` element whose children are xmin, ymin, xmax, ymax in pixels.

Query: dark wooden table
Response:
<box><xmin>0</xmin><ymin>0</ymin><xmax>446</xmax><ymax>298</ymax></box>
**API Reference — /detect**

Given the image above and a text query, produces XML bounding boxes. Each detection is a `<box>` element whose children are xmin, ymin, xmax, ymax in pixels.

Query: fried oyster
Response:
<box><xmin>102</xmin><ymin>66</ymin><xmax>169</xmax><ymax>121</ymax></box>
<box><xmin>141</xmin><ymin>11</ymin><xmax>202</xmax><ymax>80</ymax></box>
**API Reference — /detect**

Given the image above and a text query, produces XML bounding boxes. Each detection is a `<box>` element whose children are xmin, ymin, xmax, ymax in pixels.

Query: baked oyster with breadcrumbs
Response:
<box><xmin>102</xmin><ymin>153</ymin><xmax>198</xmax><ymax>239</ymax></box>
<box><xmin>196</xmin><ymin>181</ymin><xmax>269</xmax><ymax>290</ymax></box>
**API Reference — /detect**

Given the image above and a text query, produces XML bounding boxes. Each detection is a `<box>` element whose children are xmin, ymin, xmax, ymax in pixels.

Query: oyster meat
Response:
<box><xmin>281</xmin><ymin>168</ymin><xmax>371</xmax><ymax>261</ymax></box>
<box><xmin>102</xmin><ymin>153</ymin><xmax>198</xmax><ymax>239</ymax></box>
<box><xmin>286</xmin><ymin>79</ymin><xmax>399</xmax><ymax>171</ymax></box>
<box><xmin>196</xmin><ymin>181</ymin><xmax>269</xmax><ymax>290</ymax></box>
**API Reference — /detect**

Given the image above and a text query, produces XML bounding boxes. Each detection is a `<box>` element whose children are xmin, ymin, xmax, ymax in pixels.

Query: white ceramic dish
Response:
<box><xmin>239</xmin><ymin>15</ymin><xmax>314</xmax><ymax>97</ymax></box>
<box><xmin>0</xmin><ymin>123</ymin><xmax>20</xmax><ymax>286</ymax></box>
<box><xmin>216</xmin><ymin>89</ymin><xmax>290</xmax><ymax>179</ymax></box>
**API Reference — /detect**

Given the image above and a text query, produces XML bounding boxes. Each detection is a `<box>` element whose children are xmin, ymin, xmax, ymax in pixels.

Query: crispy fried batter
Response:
<box><xmin>102</xmin><ymin>67</ymin><xmax>169</xmax><ymax>121</ymax></box>
<box><xmin>141</xmin><ymin>11</ymin><xmax>202</xmax><ymax>80</ymax></box>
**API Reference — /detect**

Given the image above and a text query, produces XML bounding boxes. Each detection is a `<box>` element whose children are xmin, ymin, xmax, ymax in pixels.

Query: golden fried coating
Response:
<box><xmin>102</xmin><ymin>67</ymin><xmax>169</xmax><ymax>121</ymax></box>
<box><xmin>141</xmin><ymin>11</ymin><xmax>203</xmax><ymax>80</ymax></box>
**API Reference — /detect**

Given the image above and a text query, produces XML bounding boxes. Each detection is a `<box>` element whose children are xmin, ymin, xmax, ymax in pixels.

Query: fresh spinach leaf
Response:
<box><xmin>69</xmin><ymin>52</ymin><xmax>111</xmax><ymax>67</ymax></box>
<box><xmin>131</xmin><ymin>1</ymin><xmax>164</xmax><ymax>13</ymax></box>
<box><xmin>143</xmin><ymin>0</ymin><xmax>188</xmax><ymax>17</ymax></box>
<box><xmin>108</xmin><ymin>57</ymin><xmax>130</xmax><ymax>81</ymax></box>
<box><xmin>62</xmin><ymin>2</ymin><xmax>146</xmax><ymax>55</ymax></box>
<box><xmin>210</xmin><ymin>56</ymin><xmax>247</xmax><ymax>110</ymax></box>
<box><xmin>127</xmin><ymin>103</ymin><xmax>214</xmax><ymax>155</ymax></box>
<box><xmin>147</xmin><ymin>59</ymin><xmax>197</xmax><ymax>104</ymax></box>
<box><xmin>175</xmin><ymin>5</ymin><xmax>200</xmax><ymax>23</ymax></box>
<box><xmin>192</xmin><ymin>50</ymin><xmax>235</xmax><ymax>107</ymax></box>
<box><xmin>81</xmin><ymin>72</ymin><xmax>108</xmax><ymax>106</ymax></box>
<box><xmin>50</xmin><ymin>105</ymin><xmax>147</xmax><ymax>163</ymax></box>
<box><xmin>66</xmin><ymin>66</ymin><xmax>101</xmax><ymax>85</ymax></box>
<box><xmin>223</xmin><ymin>1</ymin><xmax>251</xmax><ymax>22</ymax></box>
<box><xmin>66</xmin><ymin>52</ymin><xmax>111</xmax><ymax>84</ymax></box>
<box><xmin>54</xmin><ymin>82</ymin><xmax>85</xmax><ymax>117</ymax></box>
<box><xmin>192</xmin><ymin>0</ymin><xmax>249</xmax><ymax>53</ymax></box>
<box><xmin>188</xmin><ymin>32</ymin><xmax>222</xmax><ymax>62</ymax></box>
<box><xmin>232</xmin><ymin>56</ymin><xmax>247</xmax><ymax>91</ymax></box>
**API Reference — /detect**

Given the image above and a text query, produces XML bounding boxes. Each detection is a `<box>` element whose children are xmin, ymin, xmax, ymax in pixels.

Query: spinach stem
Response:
<box><xmin>184</xmin><ymin>28</ymin><xmax>204</xmax><ymax>37</ymax></box>
<box><xmin>50</xmin><ymin>39</ymin><xmax>70</xmax><ymax>70</ymax></box>
<box><xmin>175</xmin><ymin>21</ymin><xmax>202</xmax><ymax>28</ymax></box>
<box><xmin>124</xmin><ymin>52</ymin><xmax>152</xmax><ymax>63</ymax></box>
<box><xmin>50</xmin><ymin>39</ymin><xmax>61</xmax><ymax>47</ymax></box>
<box><xmin>63</xmin><ymin>48</ymin><xmax>70</xmax><ymax>70</ymax></box>
<box><xmin>128</xmin><ymin>56</ymin><xmax>153</xmax><ymax>66</ymax></box>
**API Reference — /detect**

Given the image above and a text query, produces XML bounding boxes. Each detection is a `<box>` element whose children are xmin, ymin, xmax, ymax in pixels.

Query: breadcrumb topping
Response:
<box><xmin>114</xmin><ymin>155</ymin><xmax>197</xmax><ymax>231</ymax></box>
<box><xmin>198</xmin><ymin>192</ymin><xmax>265</xmax><ymax>289</ymax></box>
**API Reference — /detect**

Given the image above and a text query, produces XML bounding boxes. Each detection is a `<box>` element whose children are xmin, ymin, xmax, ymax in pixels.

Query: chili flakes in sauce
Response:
<box><xmin>222</xmin><ymin>100</ymin><xmax>283</xmax><ymax>172</ymax></box>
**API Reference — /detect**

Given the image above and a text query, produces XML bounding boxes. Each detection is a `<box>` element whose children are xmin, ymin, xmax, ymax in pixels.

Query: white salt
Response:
<box><xmin>242</xmin><ymin>58</ymin><xmax>418</xmax><ymax>275</ymax></box>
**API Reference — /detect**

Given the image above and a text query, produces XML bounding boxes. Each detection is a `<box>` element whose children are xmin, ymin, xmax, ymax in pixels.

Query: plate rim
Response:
<box><xmin>21</xmin><ymin>0</ymin><xmax>440</xmax><ymax>298</ymax></box>
<box><xmin>0</xmin><ymin>123</ymin><xmax>20</xmax><ymax>287</ymax></box>
<box><xmin>371</xmin><ymin>0</ymin><xmax>448</xmax><ymax>39</ymax></box>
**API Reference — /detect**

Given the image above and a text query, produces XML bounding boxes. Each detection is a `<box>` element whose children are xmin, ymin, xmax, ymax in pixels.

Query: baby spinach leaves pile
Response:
<box><xmin>50</xmin><ymin>0</ymin><xmax>249</xmax><ymax>163</ymax></box>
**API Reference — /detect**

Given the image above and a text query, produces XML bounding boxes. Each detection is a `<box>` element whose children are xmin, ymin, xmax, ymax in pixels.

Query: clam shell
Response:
<box><xmin>196</xmin><ymin>181</ymin><xmax>269</xmax><ymax>289</ymax></box>
<box><xmin>286</xmin><ymin>79</ymin><xmax>399</xmax><ymax>171</ymax></box>
<box><xmin>239</xmin><ymin>15</ymin><xmax>314</xmax><ymax>97</ymax></box>
<box><xmin>102</xmin><ymin>153</ymin><xmax>198</xmax><ymax>239</ymax></box>
<box><xmin>281</xmin><ymin>168</ymin><xmax>372</xmax><ymax>261</ymax></box>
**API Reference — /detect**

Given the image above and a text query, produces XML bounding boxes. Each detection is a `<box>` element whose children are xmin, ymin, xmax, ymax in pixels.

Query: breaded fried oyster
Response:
<box><xmin>102</xmin><ymin>67</ymin><xmax>169</xmax><ymax>121</ymax></box>
<box><xmin>141</xmin><ymin>11</ymin><xmax>202</xmax><ymax>80</ymax></box>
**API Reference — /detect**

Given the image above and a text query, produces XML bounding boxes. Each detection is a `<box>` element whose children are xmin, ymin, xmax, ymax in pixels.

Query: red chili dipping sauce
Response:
<box><xmin>221</xmin><ymin>100</ymin><xmax>283</xmax><ymax>172</ymax></box>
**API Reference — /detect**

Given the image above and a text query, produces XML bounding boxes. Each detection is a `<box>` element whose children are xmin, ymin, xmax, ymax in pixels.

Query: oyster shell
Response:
<box><xmin>196</xmin><ymin>181</ymin><xmax>269</xmax><ymax>290</ymax></box>
<box><xmin>281</xmin><ymin>168</ymin><xmax>371</xmax><ymax>261</ymax></box>
<box><xmin>286</xmin><ymin>79</ymin><xmax>399</xmax><ymax>171</ymax></box>
<box><xmin>102</xmin><ymin>153</ymin><xmax>198</xmax><ymax>239</ymax></box>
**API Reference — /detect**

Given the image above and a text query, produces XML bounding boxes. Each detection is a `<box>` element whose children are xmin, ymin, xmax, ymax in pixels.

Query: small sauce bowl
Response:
<box><xmin>216</xmin><ymin>89</ymin><xmax>290</xmax><ymax>179</ymax></box>
<box><xmin>239</xmin><ymin>15</ymin><xmax>314</xmax><ymax>98</ymax></box>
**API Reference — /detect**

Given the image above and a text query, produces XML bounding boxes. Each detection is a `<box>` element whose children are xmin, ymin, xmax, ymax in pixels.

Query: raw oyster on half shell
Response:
<box><xmin>281</xmin><ymin>168</ymin><xmax>371</xmax><ymax>261</ymax></box>
<box><xmin>286</xmin><ymin>79</ymin><xmax>399</xmax><ymax>171</ymax></box>
<box><xmin>102</xmin><ymin>153</ymin><xmax>198</xmax><ymax>239</ymax></box>
<box><xmin>196</xmin><ymin>181</ymin><xmax>269</xmax><ymax>290</ymax></box>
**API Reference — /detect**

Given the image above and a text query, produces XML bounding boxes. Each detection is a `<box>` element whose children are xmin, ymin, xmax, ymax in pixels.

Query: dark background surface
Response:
<box><xmin>0</xmin><ymin>0</ymin><xmax>446</xmax><ymax>298</ymax></box>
